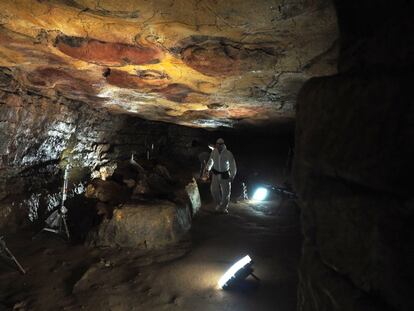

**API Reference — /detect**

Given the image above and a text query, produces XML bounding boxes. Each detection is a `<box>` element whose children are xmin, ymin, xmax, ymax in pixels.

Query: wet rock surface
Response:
<box><xmin>0</xmin><ymin>68</ymin><xmax>208</xmax><ymax>232</ymax></box>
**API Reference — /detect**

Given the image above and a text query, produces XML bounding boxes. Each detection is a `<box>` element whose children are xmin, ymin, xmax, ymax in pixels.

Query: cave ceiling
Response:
<box><xmin>0</xmin><ymin>0</ymin><xmax>338</xmax><ymax>128</ymax></box>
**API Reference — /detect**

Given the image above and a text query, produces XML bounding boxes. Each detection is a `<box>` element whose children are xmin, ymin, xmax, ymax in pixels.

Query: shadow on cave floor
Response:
<box><xmin>0</xmin><ymin>200</ymin><xmax>301</xmax><ymax>311</ymax></box>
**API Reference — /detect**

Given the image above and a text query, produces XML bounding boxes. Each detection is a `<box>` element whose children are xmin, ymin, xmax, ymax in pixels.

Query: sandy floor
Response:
<box><xmin>0</xmin><ymin>201</ymin><xmax>301</xmax><ymax>311</ymax></box>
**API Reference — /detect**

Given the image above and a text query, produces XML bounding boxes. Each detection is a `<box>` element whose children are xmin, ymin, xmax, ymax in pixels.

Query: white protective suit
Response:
<box><xmin>206</xmin><ymin>145</ymin><xmax>237</xmax><ymax>210</ymax></box>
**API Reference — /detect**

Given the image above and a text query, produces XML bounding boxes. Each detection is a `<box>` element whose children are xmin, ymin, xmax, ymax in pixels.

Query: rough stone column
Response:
<box><xmin>294</xmin><ymin>1</ymin><xmax>414</xmax><ymax>310</ymax></box>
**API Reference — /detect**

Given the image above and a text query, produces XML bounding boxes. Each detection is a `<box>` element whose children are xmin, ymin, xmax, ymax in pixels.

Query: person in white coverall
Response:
<box><xmin>204</xmin><ymin>138</ymin><xmax>237</xmax><ymax>213</ymax></box>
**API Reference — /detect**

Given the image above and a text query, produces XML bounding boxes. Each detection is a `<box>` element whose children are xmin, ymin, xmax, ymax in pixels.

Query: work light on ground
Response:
<box><xmin>252</xmin><ymin>187</ymin><xmax>269</xmax><ymax>201</ymax></box>
<box><xmin>218</xmin><ymin>255</ymin><xmax>260</xmax><ymax>289</ymax></box>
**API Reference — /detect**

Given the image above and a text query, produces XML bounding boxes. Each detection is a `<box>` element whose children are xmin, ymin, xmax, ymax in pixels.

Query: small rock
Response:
<box><xmin>154</xmin><ymin>165</ymin><xmax>172</xmax><ymax>180</ymax></box>
<box><xmin>123</xmin><ymin>178</ymin><xmax>136</xmax><ymax>188</ymax></box>
<box><xmin>147</xmin><ymin>173</ymin><xmax>174</xmax><ymax>196</ymax></box>
<box><xmin>95</xmin><ymin>143</ymin><xmax>110</xmax><ymax>154</ymax></box>
<box><xmin>99</xmin><ymin>163</ymin><xmax>117</xmax><ymax>181</ymax></box>
<box><xmin>99</xmin><ymin>257</ymin><xmax>112</xmax><ymax>268</ymax></box>
<box><xmin>113</xmin><ymin>161</ymin><xmax>140</xmax><ymax>181</ymax></box>
<box><xmin>43</xmin><ymin>248</ymin><xmax>54</xmax><ymax>255</ymax></box>
<box><xmin>132</xmin><ymin>179</ymin><xmax>150</xmax><ymax>196</ymax></box>
<box><xmin>13</xmin><ymin>301</ymin><xmax>27</xmax><ymax>311</ymax></box>
<box><xmin>90</xmin><ymin>170</ymin><xmax>101</xmax><ymax>179</ymax></box>
<box><xmin>96</xmin><ymin>202</ymin><xmax>112</xmax><ymax>219</ymax></box>
<box><xmin>85</xmin><ymin>179</ymin><xmax>128</xmax><ymax>203</ymax></box>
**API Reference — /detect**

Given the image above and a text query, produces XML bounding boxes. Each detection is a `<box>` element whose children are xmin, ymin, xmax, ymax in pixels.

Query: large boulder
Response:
<box><xmin>87</xmin><ymin>200</ymin><xmax>191</xmax><ymax>249</ymax></box>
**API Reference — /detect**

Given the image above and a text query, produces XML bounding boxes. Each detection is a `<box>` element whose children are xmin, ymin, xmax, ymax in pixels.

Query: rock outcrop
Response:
<box><xmin>0</xmin><ymin>68</ymin><xmax>205</xmax><ymax>229</ymax></box>
<box><xmin>84</xmin><ymin>156</ymin><xmax>200</xmax><ymax>248</ymax></box>
<box><xmin>294</xmin><ymin>1</ymin><xmax>414</xmax><ymax>310</ymax></box>
<box><xmin>87</xmin><ymin>200</ymin><xmax>192</xmax><ymax>249</ymax></box>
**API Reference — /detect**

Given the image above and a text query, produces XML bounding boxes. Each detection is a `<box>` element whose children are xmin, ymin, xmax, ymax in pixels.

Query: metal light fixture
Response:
<box><xmin>218</xmin><ymin>255</ymin><xmax>260</xmax><ymax>289</ymax></box>
<box><xmin>252</xmin><ymin>187</ymin><xmax>269</xmax><ymax>201</ymax></box>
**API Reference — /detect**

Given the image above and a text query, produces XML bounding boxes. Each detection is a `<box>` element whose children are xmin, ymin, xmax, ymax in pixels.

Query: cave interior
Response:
<box><xmin>0</xmin><ymin>1</ymin><xmax>413</xmax><ymax>311</ymax></box>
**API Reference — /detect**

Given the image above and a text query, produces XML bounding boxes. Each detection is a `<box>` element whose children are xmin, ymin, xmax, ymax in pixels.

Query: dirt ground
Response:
<box><xmin>0</xmin><ymin>200</ymin><xmax>301</xmax><ymax>311</ymax></box>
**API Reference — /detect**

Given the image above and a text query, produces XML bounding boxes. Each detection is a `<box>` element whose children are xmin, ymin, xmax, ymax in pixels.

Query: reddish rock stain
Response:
<box><xmin>178</xmin><ymin>36</ymin><xmax>278</xmax><ymax>77</ymax></box>
<box><xmin>106</xmin><ymin>69</ymin><xmax>168</xmax><ymax>89</ymax></box>
<box><xmin>56</xmin><ymin>35</ymin><xmax>163</xmax><ymax>66</ymax></box>
<box><xmin>181</xmin><ymin>43</ymin><xmax>240</xmax><ymax>77</ymax></box>
<box><xmin>156</xmin><ymin>83</ymin><xmax>201</xmax><ymax>103</ymax></box>
<box><xmin>27</xmin><ymin>67</ymin><xmax>94</xmax><ymax>94</ymax></box>
<box><xmin>105</xmin><ymin>70</ymin><xmax>201</xmax><ymax>103</ymax></box>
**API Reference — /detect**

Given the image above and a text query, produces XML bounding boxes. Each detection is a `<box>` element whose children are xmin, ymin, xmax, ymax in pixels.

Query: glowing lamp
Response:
<box><xmin>252</xmin><ymin>187</ymin><xmax>268</xmax><ymax>201</ymax></box>
<box><xmin>218</xmin><ymin>255</ymin><xmax>257</xmax><ymax>289</ymax></box>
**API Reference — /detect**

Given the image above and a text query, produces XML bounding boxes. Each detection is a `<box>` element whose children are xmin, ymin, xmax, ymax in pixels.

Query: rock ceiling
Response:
<box><xmin>0</xmin><ymin>0</ymin><xmax>338</xmax><ymax>128</ymax></box>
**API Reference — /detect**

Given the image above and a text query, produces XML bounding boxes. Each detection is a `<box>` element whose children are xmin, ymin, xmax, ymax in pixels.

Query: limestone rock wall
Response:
<box><xmin>294</xmin><ymin>1</ymin><xmax>414</xmax><ymax>311</ymax></box>
<box><xmin>0</xmin><ymin>67</ymin><xmax>205</xmax><ymax>230</ymax></box>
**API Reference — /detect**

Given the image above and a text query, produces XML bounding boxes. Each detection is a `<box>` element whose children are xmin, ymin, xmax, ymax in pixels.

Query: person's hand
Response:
<box><xmin>201</xmin><ymin>170</ymin><xmax>210</xmax><ymax>181</ymax></box>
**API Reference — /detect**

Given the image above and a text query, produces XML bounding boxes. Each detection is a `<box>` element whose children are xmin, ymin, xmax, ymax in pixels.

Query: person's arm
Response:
<box><xmin>229</xmin><ymin>151</ymin><xmax>237</xmax><ymax>180</ymax></box>
<box><xmin>202</xmin><ymin>150</ymin><xmax>215</xmax><ymax>179</ymax></box>
<box><xmin>206</xmin><ymin>150</ymin><xmax>215</xmax><ymax>172</ymax></box>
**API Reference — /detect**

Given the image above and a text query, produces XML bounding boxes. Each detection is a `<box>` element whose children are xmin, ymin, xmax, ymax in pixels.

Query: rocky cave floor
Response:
<box><xmin>0</xmin><ymin>199</ymin><xmax>301</xmax><ymax>311</ymax></box>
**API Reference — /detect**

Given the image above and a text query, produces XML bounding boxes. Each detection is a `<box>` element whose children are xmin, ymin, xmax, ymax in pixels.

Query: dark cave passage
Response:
<box><xmin>1</xmin><ymin>1</ymin><xmax>413</xmax><ymax>311</ymax></box>
<box><xmin>0</xmin><ymin>119</ymin><xmax>299</xmax><ymax>310</ymax></box>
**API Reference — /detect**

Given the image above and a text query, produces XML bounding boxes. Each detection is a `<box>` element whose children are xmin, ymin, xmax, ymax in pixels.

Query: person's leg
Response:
<box><xmin>210</xmin><ymin>174</ymin><xmax>222</xmax><ymax>209</ymax></box>
<box><xmin>199</xmin><ymin>161</ymin><xmax>204</xmax><ymax>179</ymax></box>
<box><xmin>219</xmin><ymin>179</ymin><xmax>231</xmax><ymax>211</ymax></box>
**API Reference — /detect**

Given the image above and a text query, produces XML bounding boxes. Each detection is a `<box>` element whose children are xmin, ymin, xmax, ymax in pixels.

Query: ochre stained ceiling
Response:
<box><xmin>0</xmin><ymin>0</ymin><xmax>338</xmax><ymax>128</ymax></box>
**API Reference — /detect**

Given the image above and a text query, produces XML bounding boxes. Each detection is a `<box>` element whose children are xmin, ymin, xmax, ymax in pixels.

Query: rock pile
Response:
<box><xmin>85</xmin><ymin>157</ymin><xmax>201</xmax><ymax>249</ymax></box>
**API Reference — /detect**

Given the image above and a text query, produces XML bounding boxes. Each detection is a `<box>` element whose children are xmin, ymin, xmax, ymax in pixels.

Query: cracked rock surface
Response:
<box><xmin>0</xmin><ymin>66</ymin><xmax>209</xmax><ymax>229</ymax></box>
<box><xmin>0</xmin><ymin>0</ymin><xmax>337</xmax><ymax>128</ymax></box>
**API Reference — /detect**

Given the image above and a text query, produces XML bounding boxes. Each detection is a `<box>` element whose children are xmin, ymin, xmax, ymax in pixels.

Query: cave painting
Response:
<box><xmin>0</xmin><ymin>0</ymin><xmax>338</xmax><ymax>127</ymax></box>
